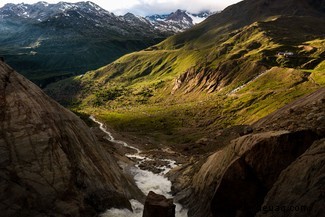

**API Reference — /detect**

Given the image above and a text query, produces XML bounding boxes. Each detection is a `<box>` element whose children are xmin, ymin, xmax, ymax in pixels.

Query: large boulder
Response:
<box><xmin>0</xmin><ymin>61</ymin><xmax>142</xmax><ymax>216</ymax></box>
<box><xmin>142</xmin><ymin>191</ymin><xmax>175</xmax><ymax>217</ymax></box>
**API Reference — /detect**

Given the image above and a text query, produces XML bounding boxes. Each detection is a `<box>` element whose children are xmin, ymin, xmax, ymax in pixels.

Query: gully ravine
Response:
<box><xmin>90</xmin><ymin>116</ymin><xmax>188</xmax><ymax>217</ymax></box>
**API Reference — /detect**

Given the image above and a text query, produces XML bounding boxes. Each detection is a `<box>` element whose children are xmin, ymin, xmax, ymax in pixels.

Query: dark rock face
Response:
<box><xmin>84</xmin><ymin>189</ymin><xmax>132</xmax><ymax>213</ymax></box>
<box><xmin>211</xmin><ymin>130</ymin><xmax>319</xmax><ymax>217</ymax></box>
<box><xmin>143</xmin><ymin>191</ymin><xmax>175</xmax><ymax>217</ymax></box>
<box><xmin>256</xmin><ymin>139</ymin><xmax>325</xmax><ymax>217</ymax></box>
<box><xmin>170</xmin><ymin>88</ymin><xmax>324</xmax><ymax>217</ymax></box>
<box><xmin>0</xmin><ymin>62</ymin><xmax>141</xmax><ymax>216</ymax></box>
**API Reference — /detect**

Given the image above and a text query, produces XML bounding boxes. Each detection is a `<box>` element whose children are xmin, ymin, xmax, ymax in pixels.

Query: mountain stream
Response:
<box><xmin>90</xmin><ymin>116</ymin><xmax>188</xmax><ymax>217</ymax></box>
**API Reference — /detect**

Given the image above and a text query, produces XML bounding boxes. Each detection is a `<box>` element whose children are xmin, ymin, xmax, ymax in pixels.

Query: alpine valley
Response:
<box><xmin>0</xmin><ymin>1</ymin><xmax>211</xmax><ymax>86</ymax></box>
<box><xmin>1</xmin><ymin>0</ymin><xmax>325</xmax><ymax>217</ymax></box>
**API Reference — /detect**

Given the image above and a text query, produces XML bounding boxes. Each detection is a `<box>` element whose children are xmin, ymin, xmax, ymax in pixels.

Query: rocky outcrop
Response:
<box><xmin>0</xmin><ymin>61</ymin><xmax>142</xmax><ymax>216</ymax></box>
<box><xmin>172</xmin><ymin>61</ymin><xmax>266</xmax><ymax>94</ymax></box>
<box><xmin>179</xmin><ymin>130</ymin><xmax>319</xmax><ymax>217</ymax></box>
<box><xmin>142</xmin><ymin>191</ymin><xmax>175</xmax><ymax>217</ymax></box>
<box><xmin>210</xmin><ymin>130</ymin><xmax>318</xmax><ymax>217</ymax></box>
<box><xmin>256</xmin><ymin>139</ymin><xmax>325</xmax><ymax>217</ymax></box>
<box><xmin>170</xmin><ymin>88</ymin><xmax>324</xmax><ymax>217</ymax></box>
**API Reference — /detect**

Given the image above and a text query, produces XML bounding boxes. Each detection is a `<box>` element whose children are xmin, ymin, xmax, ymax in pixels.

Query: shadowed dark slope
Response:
<box><xmin>0</xmin><ymin>61</ymin><xmax>143</xmax><ymax>216</ymax></box>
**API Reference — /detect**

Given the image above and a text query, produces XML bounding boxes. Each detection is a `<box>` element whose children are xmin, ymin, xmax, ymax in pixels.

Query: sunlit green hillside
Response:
<box><xmin>46</xmin><ymin>0</ymin><xmax>325</xmax><ymax>145</ymax></box>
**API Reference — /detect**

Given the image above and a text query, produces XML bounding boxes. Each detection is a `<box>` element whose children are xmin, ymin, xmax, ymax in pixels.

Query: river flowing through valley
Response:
<box><xmin>90</xmin><ymin>116</ymin><xmax>188</xmax><ymax>217</ymax></box>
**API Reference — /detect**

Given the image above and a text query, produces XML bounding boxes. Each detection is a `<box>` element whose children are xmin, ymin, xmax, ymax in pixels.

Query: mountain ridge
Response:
<box><xmin>0</xmin><ymin>1</ymin><xmax>213</xmax><ymax>86</ymax></box>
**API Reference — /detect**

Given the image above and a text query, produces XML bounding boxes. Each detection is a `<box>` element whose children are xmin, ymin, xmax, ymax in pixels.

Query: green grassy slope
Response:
<box><xmin>46</xmin><ymin>0</ymin><xmax>325</xmax><ymax>146</ymax></box>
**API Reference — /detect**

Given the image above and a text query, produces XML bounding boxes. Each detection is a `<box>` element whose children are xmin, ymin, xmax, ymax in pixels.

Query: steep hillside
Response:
<box><xmin>158</xmin><ymin>0</ymin><xmax>325</xmax><ymax>49</ymax></box>
<box><xmin>0</xmin><ymin>61</ymin><xmax>143</xmax><ymax>216</ymax></box>
<box><xmin>46</xmin><ymin>0</ymin><xmax>325</xmax><ymax>147</ymax></box>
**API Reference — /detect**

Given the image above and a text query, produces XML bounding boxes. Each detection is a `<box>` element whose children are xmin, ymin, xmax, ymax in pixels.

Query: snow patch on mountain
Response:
<box><xmin>186</xmin><ymin>12</ymin><xmax>205</xmax><ymax>24</ymax></box>
<box><xmin>146</xmin><ymin>9</ymin><xmax>214</xmax><ymax>32</ymax></box>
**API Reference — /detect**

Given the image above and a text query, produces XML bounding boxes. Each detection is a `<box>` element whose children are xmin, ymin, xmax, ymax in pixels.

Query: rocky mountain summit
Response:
<box><xmin>0</xmin><ymin>61</ymin><xmax>143</xmax><ymax>216</ymax></box>
<box><xmin>0</xmin><ymin>2</ymin><xmax>210</xmax><ymax>33</ymax></box>
<box><xmin>0</xmin><ymin>1</ymin><xmax>156</xmax><ymax>34</ymax></box>
<box><xmin>146</xmin><ymin>9</ymin><xmax>213</xmax><ymax>32</ymax></box>
<box><xmin>0</xmin><ymin>1</ymin><xmax>107</xmax><ymax>21</ymax></box>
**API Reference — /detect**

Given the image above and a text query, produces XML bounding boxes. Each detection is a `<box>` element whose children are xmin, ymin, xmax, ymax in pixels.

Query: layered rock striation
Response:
<box><xmin>0</xmin><ymin>61</ymin><xmax>142</xmax><ymax>216</ymax></box>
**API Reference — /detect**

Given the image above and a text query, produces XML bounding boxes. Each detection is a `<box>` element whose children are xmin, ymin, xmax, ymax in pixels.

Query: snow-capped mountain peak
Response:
<box><xmin>186</xmin><ymin>12</ymin><xmax>206</xmax><ymax>24</ymax></box>
<box><xmin>0</xmin><ymin>1</ymin><xmax>112</xmax><ymax>21</ymax></box>
<box><xmin>146</xmin><ymin>9</ymin><xmax>214</xmax><ymax>32</ymax></box>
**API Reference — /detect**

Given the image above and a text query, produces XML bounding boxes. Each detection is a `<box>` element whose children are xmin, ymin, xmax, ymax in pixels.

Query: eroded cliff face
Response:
<box><xmin>0</xmin><ymin>61</ymin><xmax>142</xmax><ymax>217</ymax></box>
<box><xmin>171</xmin><ymin>61</ymin><xmax>266</xmax><ymax>94</ymax></box>
<box><xmin>170</xmin><ymin>88</ymin><xmax>324</xmax><ymax>217</ymax></box>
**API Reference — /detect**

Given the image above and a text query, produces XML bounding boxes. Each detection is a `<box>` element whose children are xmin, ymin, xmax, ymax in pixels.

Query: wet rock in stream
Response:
<box><xmin>143</xmin><ymin>191</ymin><xmax>176</xmax><ymax>217</ymax></box>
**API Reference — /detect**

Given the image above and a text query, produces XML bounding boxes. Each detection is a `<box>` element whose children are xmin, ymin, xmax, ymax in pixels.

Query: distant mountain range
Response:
<box><xmin>0</xmin><ymin>1</ymin><xmax>213</xmax><ymax>86</ymax></box>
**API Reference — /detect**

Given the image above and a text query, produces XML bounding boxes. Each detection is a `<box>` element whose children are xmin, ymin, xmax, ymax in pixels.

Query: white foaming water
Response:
<box><xmin>129</xmin><ymin>163</ymin><xmax>188</xmax><ymax>217</ymax></box>
<box><xmin>101</xmin><ymin>200</ymin><xmax>143</xmax><ymax>217</ymax></box>
<box><xmin>91</xmin><ymin>116</ymin><xmax>188</xmax><ymax>217</ymax></box>
<box><xmin>131</xmin><ymin>166</ymin><xmax>172</xmax><ymax>196</ymax></box>
<box><xmin>160</xmin><ymin>159</ymin><xmax>178</xmax><ymax>175</ymax></box>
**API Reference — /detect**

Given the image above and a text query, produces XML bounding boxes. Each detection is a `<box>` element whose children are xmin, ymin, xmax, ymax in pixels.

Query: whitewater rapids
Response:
<box><xmin>89</xmin><ymin>116</ymin><xmax>188</xmax><ymax>217</ymax></box>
